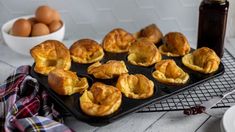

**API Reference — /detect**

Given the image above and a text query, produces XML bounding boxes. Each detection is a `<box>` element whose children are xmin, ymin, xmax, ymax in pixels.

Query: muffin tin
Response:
<box><xmin>30</xmin><ymin>49</ymin><xmax>224</xmax><ymax>126</ymax></box>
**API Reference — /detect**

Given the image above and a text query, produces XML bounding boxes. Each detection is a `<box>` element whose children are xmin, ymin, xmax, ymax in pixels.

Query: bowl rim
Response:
<box><xmin>1</xmin><ymin>15</ymin><xmax>65</xmax><ymax>39</ymax></box>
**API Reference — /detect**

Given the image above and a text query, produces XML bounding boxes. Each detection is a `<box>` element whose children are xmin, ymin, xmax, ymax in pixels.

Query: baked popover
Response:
<box><xmin>116</xmin><ymin>73</ymin><xmax>154</xmax><ymax>99</ymax></box>
<box><xmin>102</xmin><ymin>28</ymin><xmax>135</xmax><ymax>53</ymax></box>
<box><xmin>48</xmin><ymin>68</ymin><xmax>89</xmax><ymax>95</ymax></box>
<box><xmin>80</xmin><ymin>82</ymin><xmax>122</xmax><ymax>116</ymax></box>
<box><xmin>159</xmin><ymin>32</ymin><xmax>190</xmax><ymax>57</ymax></box>
<box><xmin>134</xmin><ymin>24</ymin><xmax>163</xmax><ymax>45</ymax></box>
<box><xmin>128</xmin><ymin>38</ymin><xmax>162</xmax><ymax>67</ymax></box>
<box><xmin>87</xmin><ymin>60</ymin><xmax>128</xmax><ymax>79</ymax></box>
<box><xmin>30</xmin><ymin>40</ymin><xmax>71</xmax><ymax>75</ymax></box>
<box><xmin>152</xmin><ymin>59</ymin><xmax>189</xmax><ymax>84</ymax></box>
<box><xmin>70</xmin><ymin>39</ymin><xmax>104</xmax><ymax>64</ymax></box>
<box><xmin>182</xmin><ymin>47</ymin><xmax>220</xmax><ymax>74</ymax></box>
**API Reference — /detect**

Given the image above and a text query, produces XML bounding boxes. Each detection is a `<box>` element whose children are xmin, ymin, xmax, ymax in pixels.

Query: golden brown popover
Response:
<box><xmin>102</xmin><ymin>28</ymin><xmax>135</xmax><ymax>53</ymax></box>
<box><xmin>134</xmin><ymin>24</ymin><xmax>163</xmax><ymax>45</ymax></box>
<box><xmin>70</xmin><ymin>39</ymin><xmax>104</xmax><ymax>64</ymax></box>
<box><xmin>116</xmin><ymin>73</ymin><xmax>154</xmax><ymax>99</ymax></box>
<box><xmin>87</xmin><ymin>60</ymin><xmax>128</xmax><ymax>79</ymax></box>
<box><xmin>159</xmin><ymin>32</ymin><xmax>190</xmax><ymax>56</ymax></box>
<box><xmin>152</xmin><ymin>59</ymin><xmax>189</xmax><ymax>84</ymax></box>
<box><xmin>80</xmin><ymin>82</ymin><xmax>122</xmax><ymax>117</ymax></box>
<box><xmin>182</xmin><ymin>47</ymin><xmax>220</xmax><ymax>74</ymax></box>
<box><xmin>128</xmin><ymin>38</ymin><xmax>162</xmax><ymax>67</ymax></box>
<box><xmin>30</xmin><ymin>40</ymin><xmax>71</xmax><ymax>75</ymax></box>
<box><xmin>48</xmin><ymin>68</ymin><xmax>89</xmax><ymax>95</ymax></box>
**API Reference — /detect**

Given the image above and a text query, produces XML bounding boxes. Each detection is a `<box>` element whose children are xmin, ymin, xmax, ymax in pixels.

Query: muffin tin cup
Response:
<box><xmin>30</xmin><ymin>49</ymin><xmax>224</xmax><ymax>126</ymax></box>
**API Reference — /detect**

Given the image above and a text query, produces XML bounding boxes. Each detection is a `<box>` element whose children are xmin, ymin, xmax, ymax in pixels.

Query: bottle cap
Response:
<box><xmin>205</xmin><ymin>0</ymin><xmax>226</xmax><ymax>3</ymax></box>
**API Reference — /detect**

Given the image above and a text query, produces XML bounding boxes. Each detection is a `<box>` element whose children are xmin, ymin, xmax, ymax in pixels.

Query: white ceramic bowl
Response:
<box><xmin>1</xmin><ymin>15</ymin><xmax>65</xmax><ymax>56</ymax></box>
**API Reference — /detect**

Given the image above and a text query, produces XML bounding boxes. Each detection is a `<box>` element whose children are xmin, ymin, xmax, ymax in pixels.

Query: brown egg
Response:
<box><xmin>49</xmin><ymin>21</ymin><xmax>62</xmax><ymax>33</ymax></box>
<box><xmin>12</xmin><ymin>19</ymin><xmax>31</xmax><ymax>37</ymax></box>
<box><xmin>28</xmin><ymin>17</ymin><xmax>37</xmax><ymax>26</ymax></box>
<box><xmin>31</xmin><ymin>23</ymin><xmax>50</xmax><ymax>36</ymax></box>
<box><xmin>35</xmin><ymin>5</ymin><xmax>54</xmax><ymax>24</ymax></box>
<box><xmin>52</xmin><ymin>9</ymin><xmax>61</xmax><ymax>22</ymax></box>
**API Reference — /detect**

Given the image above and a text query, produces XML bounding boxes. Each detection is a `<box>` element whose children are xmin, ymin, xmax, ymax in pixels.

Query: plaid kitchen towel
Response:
<box><xmin>0</xmin><ymin>65</ymin><xmax>73</xmax><ymax>132</ymax></box>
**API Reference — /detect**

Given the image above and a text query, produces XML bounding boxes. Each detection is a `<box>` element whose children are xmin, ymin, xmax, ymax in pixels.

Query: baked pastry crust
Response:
<box><xmin>48</xmin><ymin>68</ymin><xmax>89</xmax><ymax>95</ymax></box>
<box><xmin>30</xmin><ymin>40</ymin><xmax>71</xmax><ymax>75</ymax></box>
<box><xmin>102</xmin><ymin>28</ymin><xmax>135</xmax><ymax>53</ymax></box>
<box><xmin>70</xmin><ymin>39</ymin><xmax>104</xmax><ymax>64</ymax></box>
<box><xmin>134</xmin><ymin>24</ymin><xmax>163</xmax><ymax>44</ymax></box>
<box><xmin>116</xmin><ymin>73</ymin><xmax>154</xmax><ymax>99</ymax></box>
<box><xmin>128</xmin><ymin>38</ymin><xmax>162</xmax><ymax>67</ymax></box>
<box><xmin>182</xmin><ymin>47</ymin><xmax>220</xmax><ymax>74</ymax></box>
<box><xmin>87</xmin><ymin>60</ymin><xmax>128</xmax><ymax>79</ymax></box>
<box><xmin>80</xmin><ymin>82</ymin><xmax>122</xmax><ymax>117</ymax></box>
<box><xmin>152</xmin><ymin>59</ymin><xmax>189</xmax><ymax>84</ymax></box>
<box><xmin>159</xmin><ymin>32</ymin><xmax>190</xmax><ymax>56</ymax></box>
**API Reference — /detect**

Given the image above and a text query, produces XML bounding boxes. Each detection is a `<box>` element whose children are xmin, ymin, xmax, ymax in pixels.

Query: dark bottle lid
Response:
<box><xmin>204</xmin><ymin>0</ymin><xmax>226</xmax><ymax>4</ymax></box>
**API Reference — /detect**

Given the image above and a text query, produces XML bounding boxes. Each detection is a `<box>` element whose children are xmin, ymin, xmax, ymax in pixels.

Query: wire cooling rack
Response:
<box><xmin>139</xmin><ymin>49</ymin><xmax>235</xmax><ymax>112</ymax></box>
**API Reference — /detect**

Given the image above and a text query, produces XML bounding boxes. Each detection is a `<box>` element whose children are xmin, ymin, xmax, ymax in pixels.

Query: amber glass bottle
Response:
<box><xmin>197</xmin><ymin>0</ymin><xmax>229</xmax><ymax>58</ymax></box>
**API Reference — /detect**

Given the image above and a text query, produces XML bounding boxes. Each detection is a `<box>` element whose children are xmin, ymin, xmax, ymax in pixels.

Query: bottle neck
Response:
<box><xmin>204</xmin><ymin>0</ymin><xmax>226</xmax><ymax>4</ymax></box>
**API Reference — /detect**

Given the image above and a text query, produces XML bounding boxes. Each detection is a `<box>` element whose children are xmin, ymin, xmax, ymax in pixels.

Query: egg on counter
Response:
<box><xmin>49</xmin><ymin>21</ymin><xmax>62</xmax><ymax>33</ymax></box>
<box><xmin>11</xmin><ymin>19</ymin><xmax>31</xmax><ymax>37</ymax></box>
<box><xmin>31</xmin><ymin>23</ymin><xmax>50</xmax><ymax>36</ymax></box>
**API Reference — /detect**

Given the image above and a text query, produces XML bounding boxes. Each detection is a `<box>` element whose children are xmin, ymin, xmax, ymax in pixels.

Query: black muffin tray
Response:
<box><xmin>30</xmin><ymin>49</ymin><xmax>224</xmax><ymax>126</ymax></box>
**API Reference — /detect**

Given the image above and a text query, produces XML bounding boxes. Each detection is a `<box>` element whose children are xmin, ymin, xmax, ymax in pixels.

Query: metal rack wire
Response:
<box><xmin>140</xmin><ymin>49</ymin><xmax>235</xmax><ymax>112</ymax></box>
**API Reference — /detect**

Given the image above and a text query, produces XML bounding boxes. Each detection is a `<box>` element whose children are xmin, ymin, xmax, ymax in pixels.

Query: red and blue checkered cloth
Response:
<box><xmin>0</xmin><ymin>65</ymin><xmax>73</xmax><ymax>132</ymax></box>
